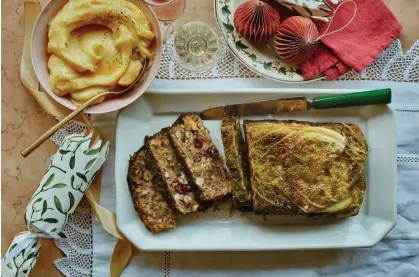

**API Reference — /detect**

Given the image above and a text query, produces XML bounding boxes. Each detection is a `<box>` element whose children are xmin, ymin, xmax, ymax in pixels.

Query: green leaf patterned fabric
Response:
<box><xmin>1</xmin><ymin>232</ymin><xmax>40</xmax><ymax>277</ymax></box>
<box><xmin>1</xmin><ymin>132</ymin><xmax>109</xmax><ymax>277</ymax></box>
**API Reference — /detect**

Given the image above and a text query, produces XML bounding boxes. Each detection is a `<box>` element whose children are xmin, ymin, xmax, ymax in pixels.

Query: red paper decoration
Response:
<box><xmin>274</xmin><ymin>16</ymin><xmax>319</xmax><ymax>65</ymax></box>
<box><xmin>234</xmin><ymin>0</ymin><xmax>281</xmax><ymax>42</ymax></box>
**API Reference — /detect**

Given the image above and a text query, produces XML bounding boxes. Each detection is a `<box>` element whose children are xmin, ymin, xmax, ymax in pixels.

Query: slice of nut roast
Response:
<box><xmin>168</xmin><ymin>114</ymin><xmax>230</xmax><ymax>202</ymax></box>
<box><xmin>127</xmin><ymin>148</ymin><xmax>176</xmax><ymax>233</ymax></box>
<box><xmin>145</xmin><ymin>129</ymin><xmax>201</xmax><ymax>214</ymax></box>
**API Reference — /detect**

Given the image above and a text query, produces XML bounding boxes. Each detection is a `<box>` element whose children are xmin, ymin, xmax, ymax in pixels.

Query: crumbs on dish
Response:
<box><xmin>47</xmin><ymin>0</ymin><xmax>155</xmax><ymax>105</ymax></box>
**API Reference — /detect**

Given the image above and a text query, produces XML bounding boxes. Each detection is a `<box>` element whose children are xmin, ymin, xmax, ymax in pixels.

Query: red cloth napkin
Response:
<box><xmin>300</xmin><ymin>0</ymin><xmax>402</xmax><ymax>80</ymax></box>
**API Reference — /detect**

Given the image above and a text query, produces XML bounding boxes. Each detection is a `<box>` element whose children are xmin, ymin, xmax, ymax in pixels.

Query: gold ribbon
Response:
<box><xmin>86</xmin><ymin>172</ymin><xmax>132</xmax><ymax>276</ymax></box>
<box><xmin>22</xmin><ymin>2</ymin><xmax>132</xmax><ymax>276</ymax></box>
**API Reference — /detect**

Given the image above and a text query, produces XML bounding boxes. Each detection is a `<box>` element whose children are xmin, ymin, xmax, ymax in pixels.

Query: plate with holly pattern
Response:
<box><xmin>214</xmin><ymin>0</ymin><xmax>324</xmax><ymax>82</ymax></box>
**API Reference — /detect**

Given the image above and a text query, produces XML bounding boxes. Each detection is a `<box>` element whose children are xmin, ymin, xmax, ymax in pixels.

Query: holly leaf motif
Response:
<box><xmin>248</xmin><ymin>53</ymin><xmax>257</xmax><ymax>62</ymax></box>
<box><xmin>59</xmin><ymin>150</ymin><xmax>70</xmax><ymax>155</ymax></box>
<box><xmin>222</xmin><ymin>23</ymin><xmax>234</xmax><ymax>33</ymax></box>
<box><xmin>51</xmin><ymin>228</ymin><xmax>57</xmax><ymax>233</ymax></box>
<box><xmin>84</xmin><ymin>148</ymin><xmax>100</xmax><ymax>155</ymax></box>
<box><xmin>68</xmin><ymin>192</ymin><xmax>75</xmax><ymax>211</ymax></box>
<box><xmin>6</xmin><ymin>263</ymin><xmax>12</xmax><ymax>269</ymax></box>
<box><xmin>221</xmin><ymin>5</ymin><xmax>231</xmax><ymax>15</ymax></box>
<box><xmin>54</xmin><ymin>196</ymin><xmax>63</xmax><ymax>213</ymax></box>
<box><xmin>235</xmin><ymin>40</ymin><xmax>248</xmax><ymax>50</ymax></box>
<box><xmin>85</xmin><ymin>158</ymin><xmax>96</xmax><ymax>170</ymax></box>
<box><xmin>70</xmin><ymin>155</ymin><xmax>75</xmax><ymax>169</ymax></box>
<box><xmin>278</xmin><ymin>67</ymin><xmax>287</xmax><ymax>75</ymax></box>
<box><xmin>44</xmin><ymin>218</ymin><xmax>58</xmax><ymax>223</ymax></box>
<box><xmin>263</xmin><ymin>62</ymin><xmax>272</xmax><ymax>70</ymax></box>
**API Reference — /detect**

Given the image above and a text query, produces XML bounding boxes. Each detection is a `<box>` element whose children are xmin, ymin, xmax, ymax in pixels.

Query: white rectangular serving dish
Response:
<box><xmin>115</xmin><ymin>89</ymin><xmax>397</xmax><ymax>251</ymax></box>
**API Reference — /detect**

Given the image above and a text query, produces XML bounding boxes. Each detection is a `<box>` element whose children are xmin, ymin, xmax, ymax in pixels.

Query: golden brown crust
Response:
<box><xmin>146</xmin><ymin>129</ymin><xmax>201</xmax><ymax>214</ymax></box>
<box><xmin>128</xmin><ymin>148</ymin><xmax>176</xmax><ymax>233</ymax></box>
<box><xmin>169</xmin><ymin>114</ymin><xmax>230</xmax><ymax>201</ymax></box>
<box><xmin>221</xmin><ymin>117</ymin><xmax>253</xmax><ymax>209</ymax></box>
<box><xmin>244</xmin><ymin>120</ymin><xmax>367</xmax><ymax>217</ymax></box>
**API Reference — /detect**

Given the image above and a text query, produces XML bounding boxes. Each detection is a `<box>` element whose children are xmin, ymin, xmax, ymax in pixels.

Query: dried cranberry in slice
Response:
<box><xmin>194</xmin><ymin>138</ymin><xmax>203</xmax><ymax>149</ymax></box>
<box><xmin>173</xmin><ymin>180</ymin><xmax>191</xmax><ymax>195</ymax></box>
<box><xmin>206</xmin><ymin>147</ymin><xmax>219</xmax><ymax>157</ymax></box>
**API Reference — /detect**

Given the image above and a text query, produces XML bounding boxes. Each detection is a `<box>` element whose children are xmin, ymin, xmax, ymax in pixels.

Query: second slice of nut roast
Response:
<box><xmin>221</xmin><ymin>117</ymin><xmax>253</xmax><ymax>210</ymax></box>
<box><xmin>169</xmin><ymin>114</ymin><xmax>230</xmax><ymax>201</ymax></box>
<box><xmin>146</xmin><ymin>128</ymin><xmax>201</xmax><ymax>214</ymax></box>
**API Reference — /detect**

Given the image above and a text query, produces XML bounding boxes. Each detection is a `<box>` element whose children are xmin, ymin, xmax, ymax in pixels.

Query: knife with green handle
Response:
<box><xmin>200</xmin><ymin>88</ymin><xmax>391</xmax><ymax>120</ymax></box>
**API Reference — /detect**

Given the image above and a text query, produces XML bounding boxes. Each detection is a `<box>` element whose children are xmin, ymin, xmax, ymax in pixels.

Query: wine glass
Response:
<box><xmin>164</xmin><ymin>10</ymin><xmax>227</xmax><ymax>72</ymax></box>
<box><xmin>142</xmin><ymin>0</ymin><xmax>186</xmax><ymax>22</ymax></box>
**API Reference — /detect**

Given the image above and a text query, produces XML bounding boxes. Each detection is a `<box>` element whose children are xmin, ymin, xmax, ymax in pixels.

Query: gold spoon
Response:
<box><xmin>21</xmin><ymin>59</ymin><xmax>148</xmax><ymax>157</ymax></box>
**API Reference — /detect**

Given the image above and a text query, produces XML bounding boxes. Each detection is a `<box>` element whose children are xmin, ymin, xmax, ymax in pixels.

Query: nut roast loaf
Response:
<box><xmin>127</xmin><ymin>115</ymin><xmax>368</xmax><ymax>233</ymax></box>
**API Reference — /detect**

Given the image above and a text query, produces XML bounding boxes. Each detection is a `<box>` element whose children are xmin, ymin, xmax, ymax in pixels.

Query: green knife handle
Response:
<box><xmin>311</xmin><ymin>88</ymin><xmax>391</xmax><ymax>109</ymax></box>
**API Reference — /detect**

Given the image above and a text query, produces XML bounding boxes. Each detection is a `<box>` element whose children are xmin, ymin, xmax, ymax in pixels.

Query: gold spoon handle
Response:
<box><xmin>21</xmin><ymin>91</ymin><xmax>113</xmax><ymax>157</ymax></box>
<box><xmin>21</xmin><ymin>59</ymin><xmax>149</xmax><ymax>158</ymax></box>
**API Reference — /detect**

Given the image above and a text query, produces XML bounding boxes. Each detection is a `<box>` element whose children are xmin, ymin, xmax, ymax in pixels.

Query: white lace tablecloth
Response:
<box><xmin>52</xmin><ymin>39</ymin><xmax>419</xmax><ymax>277</ymax></box>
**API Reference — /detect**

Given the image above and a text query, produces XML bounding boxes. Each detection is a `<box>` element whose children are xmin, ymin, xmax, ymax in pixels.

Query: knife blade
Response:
<box><xmin>199</xmin><ymin>89</ymin><xmax>392</xmax><ymax>120</ymax></box>
<box><xmin>200</xmin><ymin>97</ymin><xmax>309</xmax><ymax>120</ymax></box>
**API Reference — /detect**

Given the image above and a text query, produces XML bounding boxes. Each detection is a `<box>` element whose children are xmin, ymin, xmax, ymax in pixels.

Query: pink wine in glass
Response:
<box><xmin>145</xmin><ymin>0</ymin><xmax>186</xmax><ymax>22</ymax></box>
